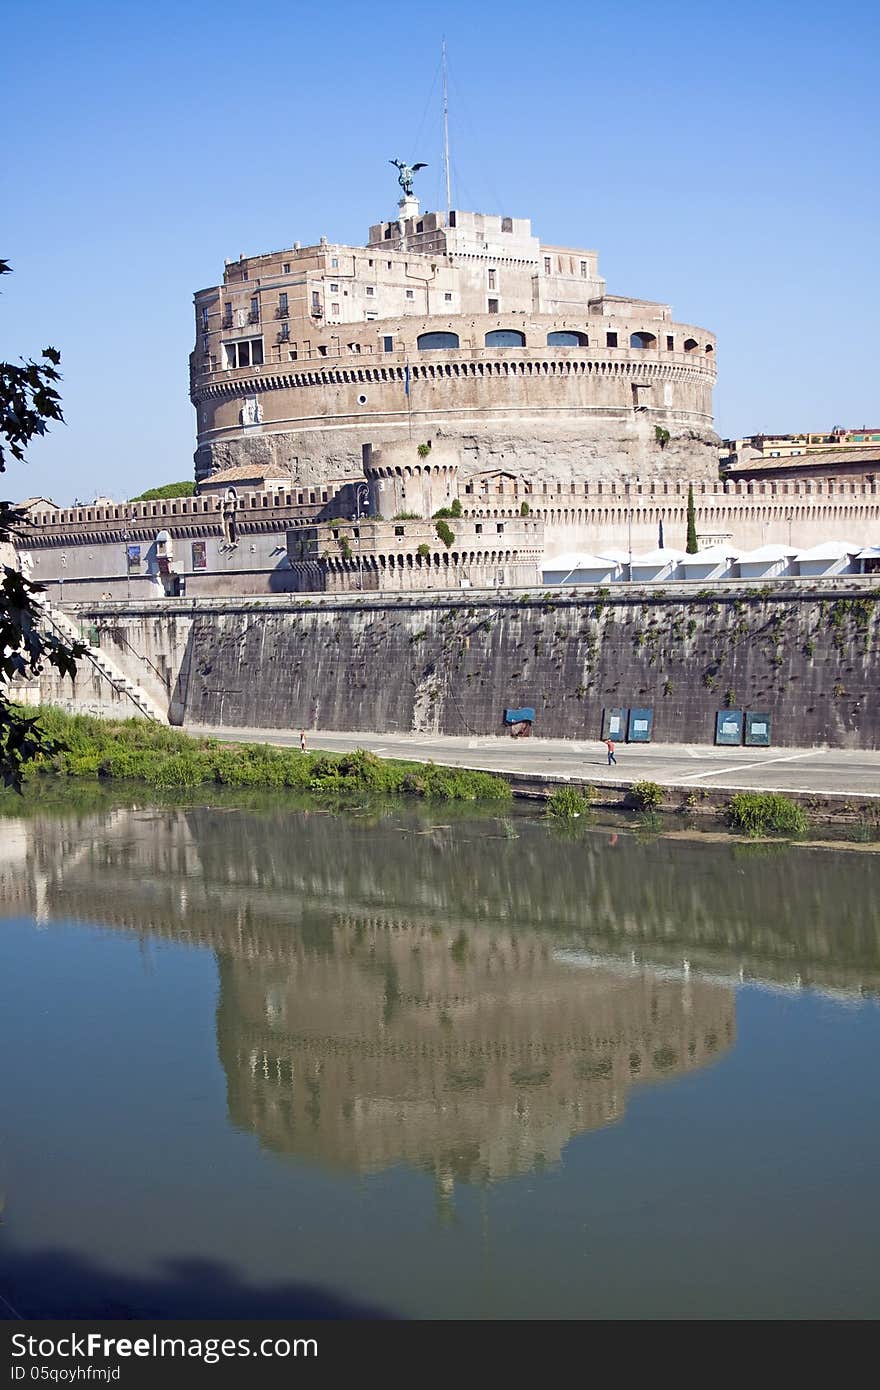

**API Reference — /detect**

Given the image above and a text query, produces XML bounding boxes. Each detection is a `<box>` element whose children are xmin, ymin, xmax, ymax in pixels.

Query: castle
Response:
<box><xmin>13</xmin><ymin>181</ymin><xmax>879</xmax><ymax>601</ymax></box>
<box><xmin>190</xmin><ymin>186</ymin><xmax>719</xmax><ymax>492</ymax></box>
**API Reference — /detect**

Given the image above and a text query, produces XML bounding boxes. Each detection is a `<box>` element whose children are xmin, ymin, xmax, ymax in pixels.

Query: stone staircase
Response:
<box><xmin>37</xmin><ymin>600</ymin><xmax>168</xmax><ymax>723</ymax></box>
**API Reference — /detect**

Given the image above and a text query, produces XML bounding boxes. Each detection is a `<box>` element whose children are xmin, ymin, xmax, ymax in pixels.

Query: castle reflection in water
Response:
<box><xmin>2</xmin><ymin>799</ymin><xmax>877</xmax><ymax>1190</ymax></box>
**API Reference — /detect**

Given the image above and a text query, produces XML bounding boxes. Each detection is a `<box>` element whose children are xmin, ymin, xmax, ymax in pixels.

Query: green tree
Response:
<box><xmin>129</xmin><ymin>481</ymin><xmax>195</xmax><ymax>501</ymax></box>
<box><xmin>1</xmin><ymin>260</ymin><xmax>83</xmax><ymax>789</ymax></box>
<box><xmin>686</xmin><ymin>482</ymin><xmax>698</xmax><ymax>553</ymax></box>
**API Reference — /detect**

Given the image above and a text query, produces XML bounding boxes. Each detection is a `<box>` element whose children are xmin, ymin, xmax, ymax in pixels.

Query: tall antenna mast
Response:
<box><xmin>442</xmin><ymin>38</ymin><xmax>452</xmax><ymax>215</ymax></box>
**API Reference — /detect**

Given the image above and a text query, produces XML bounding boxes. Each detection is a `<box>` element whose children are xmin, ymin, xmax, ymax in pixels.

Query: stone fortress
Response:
<box><xmin>191</xmin><ymin>183</ymin><xmax>718</xmax><ymax>489</ymax></box>
<box><xmin>12</xmin><ymin>169</ymin><xmax>879</xmax><ymax>602</ymax></box>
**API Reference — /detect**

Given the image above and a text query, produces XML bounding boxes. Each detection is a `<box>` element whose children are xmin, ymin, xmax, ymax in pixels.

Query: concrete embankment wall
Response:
<box><xmin>41</xmin><ymin>579</ymin><xmax>880</xmax><ymax>750</ymax></box>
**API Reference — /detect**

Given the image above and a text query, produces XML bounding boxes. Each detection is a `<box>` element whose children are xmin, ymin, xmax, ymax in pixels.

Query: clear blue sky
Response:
<box><xmin>3</xmin><ymin>0</ymin><xmax>878</xmax><ymax>504</ymax></box>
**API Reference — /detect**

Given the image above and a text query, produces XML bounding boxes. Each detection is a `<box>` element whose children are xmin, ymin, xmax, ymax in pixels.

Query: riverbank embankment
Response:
<box><xmin>187</xmin><ymin>723</ymin><xmax>880</xmax><ymax>824</ymax></box>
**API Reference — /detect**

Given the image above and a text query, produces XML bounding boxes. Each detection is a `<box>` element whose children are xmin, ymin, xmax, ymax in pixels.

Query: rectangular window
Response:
<box><xmin>318</xmin><ymin>345</ymin><xmax>328</xmax><ymax>356</ymax></box>
<box><xmin>200</xmin><ymin>306</ymin><xmax>209</xmax><ymax>332</ymax></box>
<box><xmin>331</xmin><ymin>257</ymin><xmax>339</xmax><ymax>268</ymax></box>
<box><xmin>416</xmin><ymin>221</ymin><xmax>424</xmax><ymax>233</ymax></box>
<box><xmin>488</xmin><ymin>298</ymin><xmax>499</xmax><ymax>314</ymax></box>
<box><xmin>444</xmin><ymin>292</ymin><xmax>452</xmax><ymax>302</ymax></box>
<box><xmin>666</xmin><ymin>335</ymin><xmax>674</xmax><ymax>350</ymax></box>
<box><xmin>331</xmin><ymin>302</ymin><xmax>340</xmax><ymax>315</ymax></box>
<box><xmin>384</xmin><ymin>226</ymin><xmax>392</xmax><ymax>239</ymax></box>
<box><xmin>282</xmin><ymin>262</ymin><xmax>291</xmax><ymax>274</ymax></box>
<box><xmin>249</xmin><ymin>296</ymin><xmax>259</xmax><ymax>323</ymax></box>
<box><xmin>366</xmin><ymin>312</ymin><xmax>377</xmax><ymax>321</ymax></box>
<box><xmin>222</xmin><ymin>305</ymin><xmax>232</xmax><ymax>328</ymax></box>
<box><xmin>386</xmin><ymin>261</ymin><xmax>392</xmax><ymax>269</ymax></box>
<box><xmin>449</xmin><ymin>210</ymin><xmax>457</xmax><ymax>227</ymax></box>
<box><xmin>279</xmin><ymin>292</ymin><xmax>288</xmax><ymax>315</ymax></box>
<box><xmin>496</xmin><ymin>523</ymin><xmax>504</xmax><ymax>533</ymax></box>
<box><xmin>475</xmin><ymin>522</ymin><xmax>482</xmax><ymax>533</ymax></box>
<box><xmin>311</xmin><ymin>291</ymin><xmax>321</xmax><ymax>310</ymax></box>
<box><xmin>580</xmin><ymin>261</ymin><xmax>588</xmax><ymax>277</ymax></box>
<box><xmin>383</xmin><ymin>335</ymin><xmax>394</xmax><ymax>351</ymax></box>
<box><xmin>366</xmin><ymin>285</ymin><xmax>375</xmax><ymax>296</ymax></box>
<box><xmin>368</xmin><ymin>258</ymin><xmax>374</xmax><ymax>266</ymax></box>
<box><xmin>330</xmin><ymin>283</ymin><xmax>339</xmax><ymax>292</ymax></box>
<box><xmin>406</xmin><ymin>289</ymin><xmax>414</xmax><ymax>300</ymax></box>
<box><xmin>544</xmin><ymin>257</ymin><xmax>551</xmax><ymax>274</ymax></box>
<box><xmin>488</xmin><ymin>269</ymin><xmax>496</xmax><ymax>290</ymax></box>
<box><xmin>501</xmin><ymin>216</ymin><xmax>513</xmax><ymax>233</ymax></box>
<box><xmin>606</xmin><ymin>331</ymin><xmax>618</xmax><ymax>348</ymax></box>
<box><xmin>224</xmin><ymin>337</ymin><xmax>264</xmax><ymax>368</ymax></box>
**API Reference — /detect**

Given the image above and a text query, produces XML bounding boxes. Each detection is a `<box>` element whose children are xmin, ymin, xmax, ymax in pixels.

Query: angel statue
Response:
<box><xmin>390</xmin><ymin>159</ymin><xmax>427</xmax><ymax>197</ymax></box>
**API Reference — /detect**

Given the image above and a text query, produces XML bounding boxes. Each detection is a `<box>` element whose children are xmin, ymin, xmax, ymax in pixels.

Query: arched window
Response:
<box><xmin>630</xmin><ymin>331</ymin><xmax>657</xmax><ymax>349</ymax></box>
<box><xmin>547</xmin><ymin>330</ymin><xmax>589</xmax><ymax>347</ymax></box>
<box><xmin>485</xmin><ymin>329</ymin><xmax>526</xmax><ymax>347</ymax></box>
<box><xmin>683</xmin><ymin>338</ymin><xmax>698</xmax><ymax>352</ymax></box>
<box><xmin>417</xmin><ymin>331</ymin><xmax>459</xmax><ymax>350</ymax></box>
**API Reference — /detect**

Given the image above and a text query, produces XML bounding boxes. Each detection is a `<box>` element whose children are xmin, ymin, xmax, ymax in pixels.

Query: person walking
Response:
<box><xmin>605</xmin><ymin>737</ymin><xmax>617</xmax><ymax>766</ymax></box>
<box><xmin>300</xmin><ymin>730</ymin><xmax>307</xmax><ymax>753</ymax></box>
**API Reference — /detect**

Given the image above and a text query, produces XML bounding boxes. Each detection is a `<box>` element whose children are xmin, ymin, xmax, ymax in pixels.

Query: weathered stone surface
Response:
<box><xmin>53</xmin><ymin>583</ymin><xmax>880</xmax><ymax>750</ymax></box>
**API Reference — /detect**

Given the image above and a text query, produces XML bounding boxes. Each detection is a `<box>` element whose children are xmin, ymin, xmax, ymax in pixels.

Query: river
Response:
<box><xmin>1</xmin><ymin>793</ymin><xmax>878</xmax><ymax>1319</ymax></box>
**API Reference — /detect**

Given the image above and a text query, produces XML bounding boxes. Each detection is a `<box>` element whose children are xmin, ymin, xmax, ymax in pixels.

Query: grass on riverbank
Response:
<box><xmin>22</xmin><ymin>708</ymin><xmax>512</xmax><ymax>802</ymax></box>
<box><xmin>725</xmin><ymin>791</ymin><xmax>808</xmax><ymax>837</ymax></box>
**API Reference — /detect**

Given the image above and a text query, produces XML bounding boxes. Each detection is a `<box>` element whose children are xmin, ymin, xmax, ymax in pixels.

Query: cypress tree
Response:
<box><xmin>686</xmin><ymin>483</ymin><xmax>698</xmax><ymax>553</ymax></box>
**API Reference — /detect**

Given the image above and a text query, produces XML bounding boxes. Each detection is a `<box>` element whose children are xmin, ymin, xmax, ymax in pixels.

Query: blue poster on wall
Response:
<box><xmin>627</xmin><ymin>708</ymin><xmax>653</xmax><ymax>742</ymax></box>
<box><xmin>126</xmin><ymin>544</ymin><xmax>141</xmax><ymax>567</ymax></box>
<box><xmin>715</xmin><ymin>710</ymin><xmax>743</xmax><ymax>745</ymax></box>
<box><xmin>601</xmin><ymin>708</ymin><xmax>628</xmax><ymax>741</ymax></box>
<box><xmin>744</xmin><ymin>712</ymin><xmax>771</xmax><ymax>747</ymax></box>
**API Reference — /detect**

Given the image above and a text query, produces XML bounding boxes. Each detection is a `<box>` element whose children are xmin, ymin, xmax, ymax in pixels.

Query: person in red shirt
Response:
<box><xmin>605</xmin><ymin>737</ymin><xmax>617</xmax><ymax>766</ymax></box>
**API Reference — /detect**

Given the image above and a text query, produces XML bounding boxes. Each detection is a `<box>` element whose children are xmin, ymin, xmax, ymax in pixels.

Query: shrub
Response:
<box><xmin>416</xmin><ymin>543</ymin><xmax>430</xmax><ymax>558</ymax></box>
<box><xmin>546</xmin><ymin>785</ymin><xmax>593</xmax><ymax>819</ymax></box>
<box><xmin>433</xmin><ymin>498</ymin><xmax>462</xmax><ymax>519</ymax></box>
<box><xmin>392</xmin><ymin>511</ymin><xmax>422</xmax><ymax>520</ymax></box>
<box><xmin>726</xmin><ymin>792</ymin><xmax>807</xmax><ymax>837</ymax></box>
<box><xmin>416</xmin><ymin>442</ymin><xmax>432</xmax><ymax>458</ymax></box>
<box><xmin>629</xmin><ymin>780</ymin><xmax>663</xmax><ymax>812</ymax></box>
<box><xmin>435</xmin><ymin>519</ymin><xmax>454</xmax><ymax>548</ymax></box>
<box><xmin>520</xmin><ymin>501</ymin><xmax>530</xmax><ymax>516</ymax></box>
<box><xmin>654</xmin><ymin>425</ymin><xmax>670</xmax><ymax>448</ymax></box>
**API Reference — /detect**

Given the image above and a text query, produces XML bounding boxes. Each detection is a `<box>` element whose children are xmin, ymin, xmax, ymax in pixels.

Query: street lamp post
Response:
<box><xmin>352</xmin><ymin>483</ymin><xmax>368</xmax><ymax>591</ymax></box>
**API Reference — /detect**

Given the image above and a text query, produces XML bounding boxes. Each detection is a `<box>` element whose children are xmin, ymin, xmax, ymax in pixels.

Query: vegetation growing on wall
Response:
<box><xmin>435</xmin><ymin>519</ymin><xmax>455</xmax><ymax>547</ymax></box>
<box><xmin>629</xmin><ymin>780</ymin><xmax>663</xmax><ymax>812</ymax></box>
<box><xmin>433</xmin><ymin>499</ymin><xmax>462</xmax><ymax>520</ymax></box>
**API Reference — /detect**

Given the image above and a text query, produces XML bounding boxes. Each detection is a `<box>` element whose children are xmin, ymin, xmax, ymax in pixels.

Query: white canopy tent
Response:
<box><xmin>541</xmin><ymin>551</ymin><xmax>622</xmax><ymax>585</ymax></box>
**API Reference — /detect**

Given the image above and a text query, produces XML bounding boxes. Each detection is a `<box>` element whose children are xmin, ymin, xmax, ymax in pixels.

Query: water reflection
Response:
<box><xmin>2</xmin><ymin>799</ymin><xmax>878</xmax><ymax>1190</ymax></box>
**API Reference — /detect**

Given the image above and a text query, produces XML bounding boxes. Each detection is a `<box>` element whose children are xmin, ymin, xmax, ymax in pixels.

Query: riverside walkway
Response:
<box><xmin>185</xmin><ymin>725</ymin><xmax>880</xmax><ymax>801</ymax></box>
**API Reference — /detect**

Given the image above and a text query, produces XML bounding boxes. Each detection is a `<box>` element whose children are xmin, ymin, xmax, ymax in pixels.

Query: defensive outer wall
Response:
<box><xmin>18</xmin><ymin>477</ymin><xmax>880</xmax><ymax>601</ymax></box>
<box><xmin>36</xmin><ymin>579</ymin><xmax>880</xmax><ymax>750</ymax></box>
